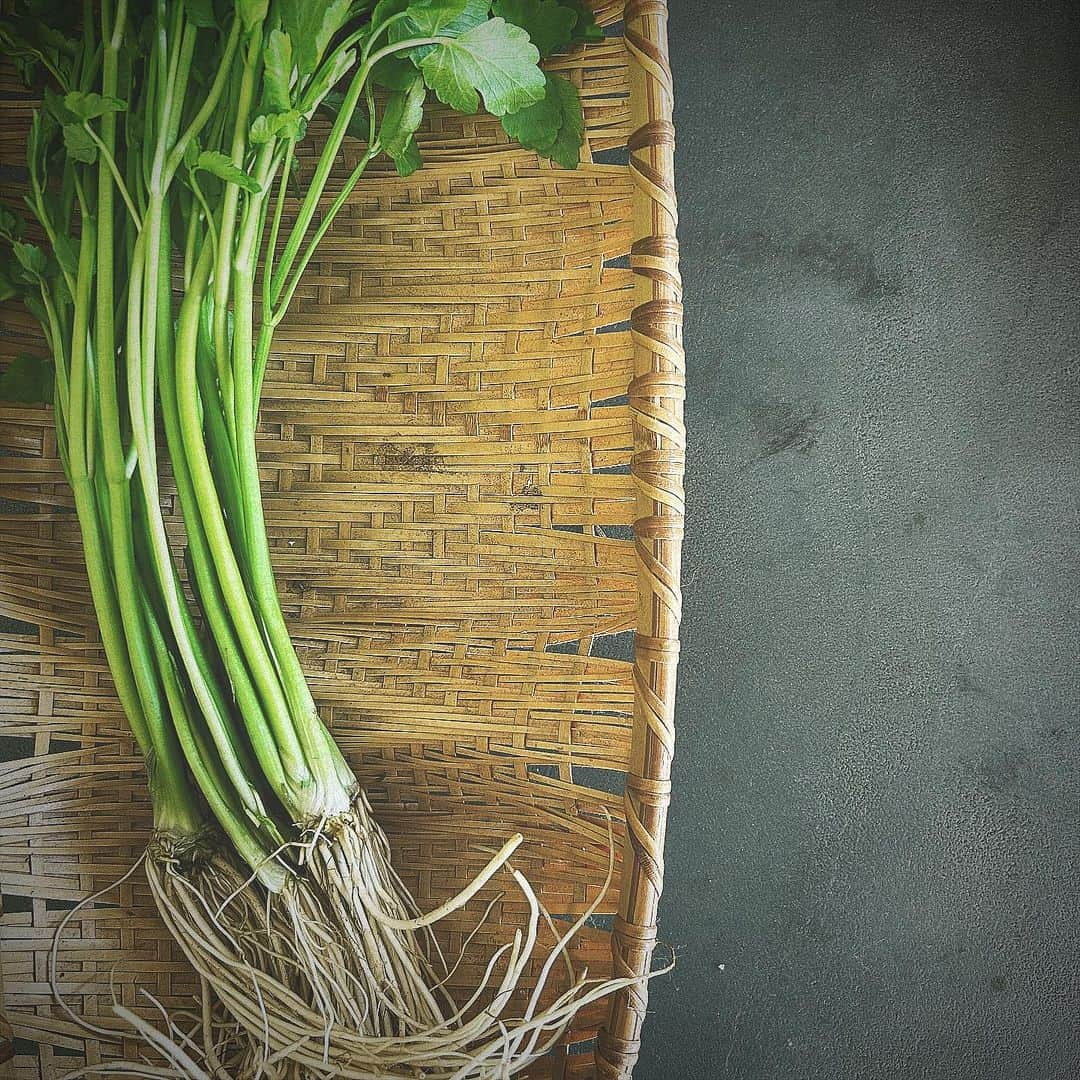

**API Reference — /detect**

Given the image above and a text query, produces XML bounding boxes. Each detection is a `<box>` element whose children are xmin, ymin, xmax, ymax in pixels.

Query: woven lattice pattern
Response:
<box><xmin>0</xmin><ymin>2</ymin><xmax>681</xmax><ymax>1077</ymax></box>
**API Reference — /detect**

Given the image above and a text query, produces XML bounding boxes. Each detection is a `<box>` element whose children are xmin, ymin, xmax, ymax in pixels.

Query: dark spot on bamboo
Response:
<box><xmin>375</xmin><ymin>441</ymin><xmax>445</xmax><ymax>472</ymax></box>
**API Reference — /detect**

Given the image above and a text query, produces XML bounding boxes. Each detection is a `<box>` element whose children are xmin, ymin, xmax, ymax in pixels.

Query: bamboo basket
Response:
<box><xmin>0</xmin><ymin>2</ymin><xmax>682</xmax><ymax>1076</ymax></box>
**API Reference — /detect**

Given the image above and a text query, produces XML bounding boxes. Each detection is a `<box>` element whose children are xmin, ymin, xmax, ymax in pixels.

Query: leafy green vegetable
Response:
<box><xmin>370</xmin><ymin>0</ymin><xmax>408</xmax><ymax>27</ymax></box>
<box><xmin>50</xmin><ymin>230</ymin><xmax>78</xmax><ymax>279</ymax></box>
<box><xmin>299</xmin><ymin>48</ymin><xmax>356</xmax><ymax>115</ymax></box>
<box><xmin>250</xmin><ymin>110</ymin><xmax>306</xmax><ymax>144</ymax></box>
<box><xmin>381</xmin><ymin>74</ymin><xmax>427</xmax><ymax>163</ymax></box>
<box><xmin>281</xmin><ymin>0</ymin><xmax>353</xmax><ymax>75</ymax></box>
<box><xmin>561</xmin><ymin>0</ymin><xmax>604</xmax><ymax>42</ymax></box>
<box><xmin>63</xmin><ymin>91</ymin><xmax>127</xmax><ymax>121</ymax></box>
<box><xmin>63</xmin><ymin>122</ymin><xmax>97</xmax><ymax>163</ymax></box>
<box><xmin>500</xmin><ymin>71</ymin><xmax>583</xmax><ymax>167</ymax></box>
<box><xmin>236</xmin><ymin>0</ymin><xmax>269</xmax><ymax>32</ymax></box>
<box><xmin>395</xmin><ymin>0</ymin><xmax>481</xmax><ymax>37</ymax></box>
<box><xmin>42</xmin><ymin>87</ymin><xmax>74</xmax><ymax>124</ymax></box>
<box><xmin>419</xmin><ymin>17</ymin><xmax>545</xmax><ymax>116</ymax></box>
<box><xmin>0</xmin><ymin>11</ymin><xmax>77</xmax><ymax>85</ymax></box>
<box><xmin>320</xmin><ymin>90</ymin><xmax>370</xmax><ymax>140</ymax></box>
<box><xmin>0</xmin><ymin>0</ymin><xmax>603</xmax><ymax>1068</ymax></box>
<box><xmin>263</xmin><ymin>30</ymin><xmax>294</xmax><ymax>114</ymax></box>
<box><xmin>0</xmin><ymin>265</ymin><xmax>18</xmax><ymax>303</ymax></box>
<box><xmin>0</xmin><ymin>206</ymin><xmax>25</xmax><ymax>240</ymax></box>
<box><xmin>13</xmin><ymin>241</ymin><xmax>48</xmax><ymax>281</ymax></box>
<box><xmin>0</xmin><ymin>353</ymin><xmax>53</xmax><ymax>405</ymax></box>
<box><xmin>182</xmin><ymin>0</ymin><xmax>218</xmax><ymax>29</ymax></box>
<box><xmin>393</xmin><ymin>134</ymin><xmax>422</xmax><ymax>176</ymax></box>
<box><xmin>195</xmin><ymin>150</ymin><xmax>262</xmax><ymax>193</ymax></box>
<box><xmin>492</xmin><ymin>0</ymin><xmax>577</xmax><ymax>57</ymax></box>
<box><xmin>370</xmin><ymin>51</ymin><xmax>417</xmax><ymax>90</ymax></box>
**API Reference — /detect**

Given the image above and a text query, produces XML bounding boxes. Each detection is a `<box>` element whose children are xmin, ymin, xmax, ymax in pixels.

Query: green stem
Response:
<box><xmin>212</xmin><ymin>26</ymin><xmax>263</xmax><ymax>455</ymax></box>
<box><xmin>164</xmin><ymin>19</ymin><xmax>242</xmax><ymax>185</ymax></box>
<box><xmin>261</xmin><ymin>138</ymin><xmax>294</xmax><ymax>319</ymax></box>
<box><xmin>268</xmin><ymin>37</ymin><xmax>439</xmax><ymax>308</ymax></box>
<box><xmin>188</xmin><ymin>172</ymin><xmax>219</xmax><ymax>262</ymax></box>
<box><xmin>175</xmin><ymin>244</ymin><xmax>318</xmax><ymax>816</ymax></box>
<box><xmin>182</xmin><ymin>196</ymin><xmax>198</xmax><ymax>288</ymax></box>
<box><xmin>231</xmin><ymin>155</ymin><xmax>354</xmax><ymax>821</ymax></box>
<box><xmin>125</xmin><ymin>219</ymin><xmax>271</xmax><ymax>829</ymax></box>
<box><xmin>66</xmin><ymin>195</ymin><xmax>93</xmax><ymax>486</ymax></box>
<box><xmin>81</xmin><ymin>125</ymin><xmax>141</xmax><ymax>228</ymax></box>
<box><xmin>58</xmin><ymin>204</ymin><xmax>167</xmax><ymax>786</ymax></box>
<box><xmin>194</xmin><ymin>299</ymin><xmax>247</xmax><ymax>562</ymax></box>
<box><xmin>156</xmin><ymin>249</ymin><xmax>291</xmax><ymax>809</ymax></box>
<box><xmin>140</xmin><ymin>593</ymin><xmax>286</xmax><ymax>889</ymax></box>
<box><xmin>39</xmin><ymin>289</ymin><xmax>71</xmax><ymax>439</ymax></box>
<box><xmin>253</xmin><ymin>145</ymin><xmax>377</xmax><ymax>400</ymax></box>
<box><xmin>270</xmin><ymin>145</ymin><xmax>378</xmax><ymax>329</ymax></box>
<box><xmin>28</xmin><ymin>168</ymin><xmax>77</xmax><ymax>301</ymax></box>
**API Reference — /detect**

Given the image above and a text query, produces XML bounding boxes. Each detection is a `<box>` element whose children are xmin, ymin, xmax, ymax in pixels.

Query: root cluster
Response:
<box><xmin>87</xmin><ymin>799</ymin><xmax>647</xmax><ymax>1078</ymax></box>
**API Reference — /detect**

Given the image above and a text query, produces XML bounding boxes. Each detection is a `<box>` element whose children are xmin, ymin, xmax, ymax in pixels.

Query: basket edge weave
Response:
<box><xmin>596</xmin><ymin>2</ymin><xmax>684</xmax><ymax>1077</ymax></box>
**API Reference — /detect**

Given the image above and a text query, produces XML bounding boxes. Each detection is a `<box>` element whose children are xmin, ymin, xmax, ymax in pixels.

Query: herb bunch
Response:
<box><xmin>0</xmin><ymin>2</ymin><xmax>642</xmax><ymax>1076</ymax></box>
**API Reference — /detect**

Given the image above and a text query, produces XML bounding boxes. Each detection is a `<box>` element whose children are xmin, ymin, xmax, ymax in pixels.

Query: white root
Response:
<box><xmin>53</xmin><ymin>804</ymin><xmax>665</xmax><ymax>1079</ymax></box>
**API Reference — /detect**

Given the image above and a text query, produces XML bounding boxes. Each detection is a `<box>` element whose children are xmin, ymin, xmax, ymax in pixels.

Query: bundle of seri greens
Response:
<box><xmin>0</xmin><ymin>2</ymin><xmax>647</xmax><ymax>1076</ymax></box>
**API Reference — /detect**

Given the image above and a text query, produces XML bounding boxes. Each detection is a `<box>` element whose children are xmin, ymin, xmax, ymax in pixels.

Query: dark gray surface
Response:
<box><xmin>643</xmin><ymin>2</ymin><xmax>1080</xmax><ymax>1078</ymax></box>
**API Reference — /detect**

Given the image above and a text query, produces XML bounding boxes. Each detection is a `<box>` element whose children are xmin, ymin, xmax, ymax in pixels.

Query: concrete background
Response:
<box><xmin>640</xmin><ymin>1</ymin><xmax>1080</xmax><ymax>1077</ymax></box>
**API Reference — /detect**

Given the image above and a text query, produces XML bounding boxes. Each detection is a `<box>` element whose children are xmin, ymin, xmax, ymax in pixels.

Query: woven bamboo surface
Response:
<box><xmin>0</xmin><ymin>2</ymin><xmax>682</xmax><ymax>1077</ymax></box>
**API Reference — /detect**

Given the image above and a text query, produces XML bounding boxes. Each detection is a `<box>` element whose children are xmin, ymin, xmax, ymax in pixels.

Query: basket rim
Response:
<box><xmin>595</xmin><ymin>2</ymin><xmax>684</xmax><ymax>1077</ymax></box>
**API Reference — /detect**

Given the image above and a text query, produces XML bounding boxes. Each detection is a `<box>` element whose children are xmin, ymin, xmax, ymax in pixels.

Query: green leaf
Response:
<box><xmin>300</xmin><ymin>47</ymin><xmax>355</xmax><ymax>115</ymax></box>
<box><xmin>0</xmin><ymin>265</ymin><xmax>18</xmax><ymax>303</ymax></box>
<box><xmin>380</xmin><ymin>74</ymin><xmax>426</xmax><ymax>161</ymax></box>
<box><xmin>0</xmin><ymin>354</ymin><xmax>53</xmax><ymax>405</ymax></box>
<box><xmin>195</xmin><ymin>150</ymin><xmax>262</xmax><ymax>193</ymax></box>
<box><xmin>320</xmin><ymin>91</ymin><xmax>370</xmax><ymax>141</ymax></box>
<box><xmin>393</xmin><ymin>134</ymin><xmax>422</xmax><ymax>176</ymax></box>
<box><xmin>0</xmin><ymin>14</ymin><xmax>76</xmax><ymax>88</ymax></box>
<box><xmin>492</xmin><ymin>0</ymin><xmax>576</xmax><ymax>57</ymax></box>
<box><xmin>0</xmin><ymin>207</ymin><xmax>25</xmax><ymax>241</ymax></box>
<box><xmin>500</xmin><ymin>71</ymin><xmax>582</xmax><ymax>167</ymax></box>
<box><xmin>13</xmin><ymin>242</ymin><xmax>48</xmax><ymax>281</ymax></box>
<box><xmin>290</xmin><ymin>114</ymin><xmax>310</xmax><ymax>140</ymax></box>
<box><xmin>249</xmin><ymin>114</ymin><xmax>276</xmax><ymax>144</ymax></box>
<box><xmin>21</xmin><ymin>6</ymin><xmax>79</xmax><ymax>52</ymax></box>
<box><xmin>125</xmin><ymin>93</ymin><xmax>146</xmax><ymax>149</ymax></box>
<box><xmin>372</xmin><ymin>0</ymin><xmax>402</xmax><ymax>16</ymax></box>
<box><xmin>562</xmin><ymin>0</ymin><xmax>603</xmax><ymax>42</ymax></box>
<box><xmin>499</xmin><ymin>70</ymin><xmax>559</xmax><ymax>149</ymax></box>
<box><xmin>387</xmin><ymin>0</ymin><xmax>489</xmax><ymax>58</ymax></box>
<box><xmin>263</xmin><ymin>30</ymin><xmax>294</xmax><ymax>113</ymax></box>
<box><xmin>419</xmin><ymin>17</ymin><xmax>545</xmax><ymax>116</ymax></box>
<box><xmin>182</xmin><ymin>0</ymin><xmax>218</xmax><ymax>28</ymax></box>
<box><xmin>236</xmin><ymin>0</ymin><xmax>268</xmax><ymax>31</ymax></box>
<box><xmin>63</xmin><ymin>91</ymin><xmax>127</xmax><ymax>121</ymax></box>
<box><xmin>43</xmin><ymin>86</ymin><xmax>75</xmax><ymax>125</ymax></box>
<box><xmin>9</xmin><ymin>53</ymin><xmax>37</xmax><ymax>85</ymax></box>
<box><xmin>250</xmin><ymin>110</ymin><xmax>306</xmax><ymax>144</ymax></box>
<box><xmin>62</xmin><ymin>123</ymin><xmax>97</xmax><ymax>163</ymax></box>
<box><xmin>371</xmin><ymin>0</ymin><xmax>408</xmax><ymax>28</ymax></box>
<box><xmin>401</xmin><ymin>0</ymin><xmax>471</xmax><ymax>35</ymax></box>
<box><xmin>280</xmin><ymin>0</ymin><xmax>352</xmax><ymax>75</ymax></box>
<box><xmin>51</xmin><ymin>232</ymin><xmax>78</xmax><ymax>279</ymax></box>
<box><xmin>371</xmin><ymin>52</ymin><xmax>417</xmax><ymax>90</ymax></box>
<box><xmin>544</xmin><ymin>95</ymin><xmax>584</xmax><ymax>167</ymax></box>
<box><xmin>23</xmin><ymin>292</ymin><xmax>47</xmax><ymax>328</ymax></box>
